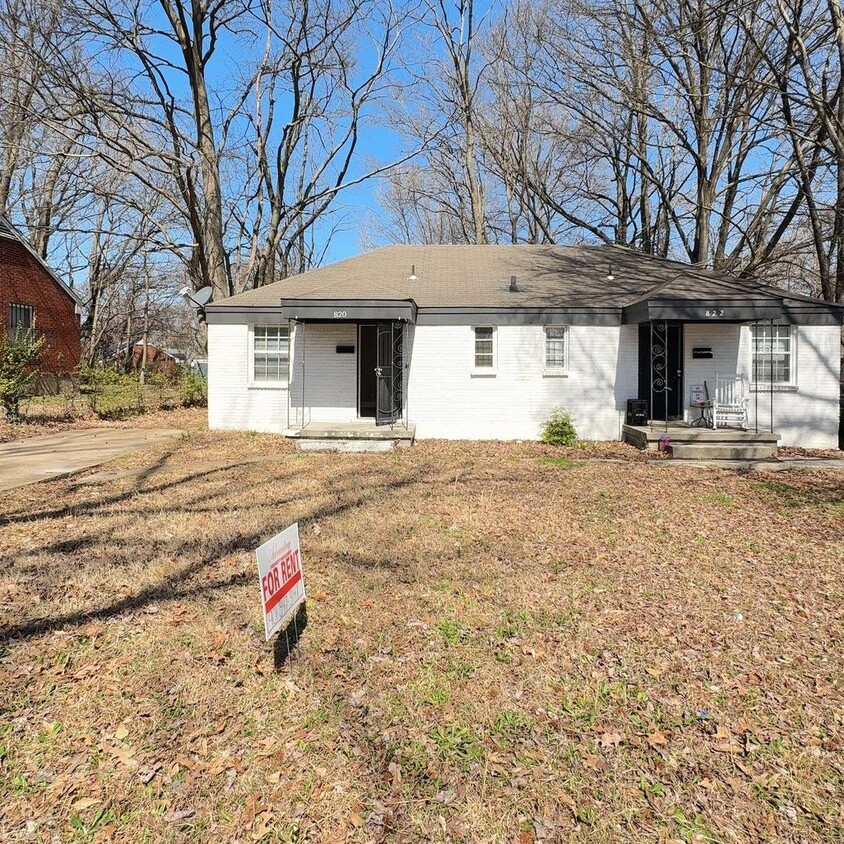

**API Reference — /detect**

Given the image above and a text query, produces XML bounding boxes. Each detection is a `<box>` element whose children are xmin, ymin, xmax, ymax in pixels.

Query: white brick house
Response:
<box><xmin>205</xmin><ymin>245</ymin><xmax>843</xmax><ymax>448</ymax></box>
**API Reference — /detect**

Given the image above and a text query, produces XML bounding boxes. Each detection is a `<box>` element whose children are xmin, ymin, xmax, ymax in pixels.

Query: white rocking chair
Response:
<box><xmin>713</xmin><ymin>373</ymin><xmax>749</xmax><ymax>430</ymax></box>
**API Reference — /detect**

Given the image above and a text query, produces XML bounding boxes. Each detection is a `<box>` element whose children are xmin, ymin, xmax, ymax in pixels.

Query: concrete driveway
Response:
<box><xmin>0</xmin><ymin>428</ymin><xmax>183</xmax><ymax>491</ymax></box>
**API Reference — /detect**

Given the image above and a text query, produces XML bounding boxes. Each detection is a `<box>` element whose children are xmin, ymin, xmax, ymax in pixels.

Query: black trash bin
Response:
<box><xmin>626</xmin><ymin>399</ymin><xmax>649</xmax><ymax>426</ymax></box>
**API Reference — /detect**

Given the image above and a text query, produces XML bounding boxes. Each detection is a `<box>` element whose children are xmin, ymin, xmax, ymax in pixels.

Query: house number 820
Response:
<box><xmin>333</xmin><ymin>310</ymin><xmax>347</xmax><ymax>318</ymax></box>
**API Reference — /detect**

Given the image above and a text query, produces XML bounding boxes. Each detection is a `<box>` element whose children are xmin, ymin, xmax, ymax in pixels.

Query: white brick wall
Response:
<box><xmin>406</xmin><ymin>324</ymin><xmax>638</xmax><ymax>440</ymax></box>
<box><xmin>682</xmin><ymin>323</ymin><xmax>743</xmax><ymax>414</ymax></box>
<box><xmin>209</xmin><ymin>319</ymin><xmax>841</xmax><ymax>446</ymax></box>
<box><xmin>679</xmin><ymin>323</ymin><xmax>840</xmax><ymax>447</ymax></box>
<box><xmin>743</xmin><ymin>324</ymin><xmax>840</xmax><ymax>448</ymax></box>
<box><xmin>289</xmin><ymin>323</ymin><xmax>358</xmax><ymax>425</ymax></box>
<box><xmin>208</xmin><ymin>322</ymin><xmax>360</xmax><ymax>432</ymax></box>
<box><xmin>208</xmin><ymin>322</ymin><xmax>289</xmax><ymax>433</ymax></box>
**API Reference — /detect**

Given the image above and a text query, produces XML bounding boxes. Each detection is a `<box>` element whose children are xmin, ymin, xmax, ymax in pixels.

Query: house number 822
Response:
<box><xmin>704</xmin><ymin>309</ymin><xmax>725</xmax><ymax>318</ymax></box>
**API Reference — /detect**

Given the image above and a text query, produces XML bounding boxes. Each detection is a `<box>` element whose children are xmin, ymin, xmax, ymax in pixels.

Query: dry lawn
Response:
<box><xmin>1</xmin><ymin>414</ymin><xmax>842</xmax><ymax>843</ymax></box>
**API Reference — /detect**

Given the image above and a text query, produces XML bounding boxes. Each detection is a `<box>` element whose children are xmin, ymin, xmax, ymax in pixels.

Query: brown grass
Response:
<box><xmin>1</xmin><ymin>418</ymin><xmax>842</xmax><ymax>843</ymax></box>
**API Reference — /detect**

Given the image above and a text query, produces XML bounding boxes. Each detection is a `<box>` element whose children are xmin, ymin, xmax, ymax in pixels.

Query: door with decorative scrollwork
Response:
<box><xmin>638</xmin><ymin>322</ymin><xmax>684</xmax><ymax>421</ymax></box>
<box><xmin>375</xmin><ymin>321</ymin><xmax>403</xmax><ymax>425</ymax></box>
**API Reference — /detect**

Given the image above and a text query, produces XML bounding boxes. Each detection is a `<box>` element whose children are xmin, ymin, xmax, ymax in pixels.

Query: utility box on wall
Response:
<box><xmin>626</xmin><ymin>399</ymin><xmax>649</xmax><ymax>426</ymax></box>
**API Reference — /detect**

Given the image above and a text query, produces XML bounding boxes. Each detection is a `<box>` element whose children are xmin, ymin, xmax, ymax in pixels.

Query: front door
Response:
<box><xmin>376</xmin><ymin>322</ymin><xmax>403</xmax><ymax>426</ymax></box>
<box><xmin>638</xmin><ymin>322</ymin><xmax>684</xmax><ymax>421</ymax></box>
<box><xmin>358</xmin><ymin>324</ymin><xmax>378</xmax><ymax>417</ymax></box>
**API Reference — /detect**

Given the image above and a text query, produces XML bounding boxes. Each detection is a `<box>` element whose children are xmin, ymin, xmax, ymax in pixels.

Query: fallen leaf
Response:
<box><xmin>251</xmin><ymin>811</ymin><xmax>274</xmax><ymax>840</ymax></box>
<box><xmin>713</xmin><ymin>742</ymin><xmax>743</xmax><ymax>754</ymax></box>
<box><xmin>648</xmin><ymin>730</ymin><xmax>668</xmax><ymax>748</ymax></box>
<box><xmin>93</xmin><ymin>822</ymin><xmax>116</xmax><ymax>841</ymax></box>
<box><xmin>71</xmin><ymin>797</ymin><xmax>101</xmax><ymax>812</ymax></box>
<box><xmin>163</xmin><ymin>809</ymin><xmax>195</xmax><ymax>823</ymax></box>
<box><xmin>599</xmin><ymin>731</ymin><xmax>622</xmax><ymax>748</ymax></box>
<box><xmin>388</xmin><ymin>760</ymin><xmax>402</xmax><ymax>795</ymax></box>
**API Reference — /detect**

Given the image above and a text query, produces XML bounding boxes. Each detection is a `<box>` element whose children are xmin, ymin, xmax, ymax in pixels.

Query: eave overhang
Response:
<box><xmin>622</xmin><ymin>297</ymin><xmax>785</xmax><ymax>324</ymax></box>
<box><xmin>279</xmin><ymin>298</ymin><xmax>417</xmax><ymax>323</ymax></box>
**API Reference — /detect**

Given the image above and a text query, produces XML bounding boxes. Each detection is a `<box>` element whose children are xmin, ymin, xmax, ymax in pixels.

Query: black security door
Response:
<box><xmin>638</xmin><ymin>322</ymin><xmax>683</xmax><ymax>421</ymax></box>
<box><xmin>375</xmin><ymin>322</ymin><xmax>403</xmax><ymax>425</ymax></box>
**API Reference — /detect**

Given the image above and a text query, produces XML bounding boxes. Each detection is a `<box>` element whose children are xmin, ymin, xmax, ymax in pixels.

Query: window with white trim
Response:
<box><xmin>544</xmin><ymin>325</ymin><xmax>568</xmax><ymax>370</ymax></box>
<box><xmin>473</xmin><ymin>326</ymin><xmax>494</xmax><ymax>369</ymax></box>
<box><xmin>252</xmin><ymin>325</ymin><xmax>289</xmax><ymax>382</ymax></box>
<box><xmin>751</xmin><ymin>324</ymin><xmax>793</xmax><ymax>384</ymax></box>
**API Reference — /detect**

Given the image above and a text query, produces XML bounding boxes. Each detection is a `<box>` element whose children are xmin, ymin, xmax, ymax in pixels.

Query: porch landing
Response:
<box><xmin>284</xmin><ymin>421</ymin><xmax>416</xmax><ymax>452</ymax></box>
<box><xmin>622</xmin><ymin>423</ymin><xmax>780</xmax><ymax>460</ymax></box>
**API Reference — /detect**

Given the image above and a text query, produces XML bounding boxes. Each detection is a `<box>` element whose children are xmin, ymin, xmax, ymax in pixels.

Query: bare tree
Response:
<box><xmin>65</xmin><ymin>0</ymin><xmax>253</xmax><ymax>301</ymax></box>
<box><xmin>378</xmin><ymin>0</ymin><xmax>492</xmax><ymax>244</ymax></box>
<box><xmin>234</xmin><ymin>0</ymin><xmax>416</xmax><ymax>289</ymax></box>
<box><xmin>755</xmin><ymin>0</ymin><xmax>844</xmax><ymax>302</ymax></box>
<box><xmin>427</xmin><ymin>0</ymin><xmax>488</xmax><ymax>243</ymax></box>
<box><xmin>0</xmin><ymin>0</ymin><xmax>73</xmax><ymax>210</ymax></box>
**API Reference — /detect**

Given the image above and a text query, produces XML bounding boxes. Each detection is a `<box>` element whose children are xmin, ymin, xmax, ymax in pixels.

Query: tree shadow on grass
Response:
<box><xmin>0</xmin><ymin>466</ymin><xmax>431</xmax><ymax>642</ymax></box>
<box><xmin>0</xmin><ymin>453</ymin><xmax>280</xmax><ymax>527</ymax></box>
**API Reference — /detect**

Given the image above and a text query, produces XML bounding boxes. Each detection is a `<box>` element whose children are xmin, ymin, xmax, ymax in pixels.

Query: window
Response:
<box><xmin>473</xmin><ymin>326</ymin><xmax>494</xmax><ymax>369</ymax></box>
<box><xmin>544</xmin><ymin>325</ymin><xmax>568</xmax><ymax>370</ymax></box>
<box><xmin>252</xmin><ymin>325</ymin><xmax>289</xmax><ymax>383</ymax></box>
<box><xmin>8</xmin><ymin>303</ymin><xmax>33</xmax><ymax>333</ymax></box>
<box><xmin>751</xmin><ymin>324</ymin><xmax>793</xmax><ymax>384</ymax></box>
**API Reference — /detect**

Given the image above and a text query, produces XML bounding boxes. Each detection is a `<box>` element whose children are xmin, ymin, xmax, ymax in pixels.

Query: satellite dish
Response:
<box><xmin>193</xmin><ymin>286</ymin><xmax>213</xmax><ymax>306</ymax></box>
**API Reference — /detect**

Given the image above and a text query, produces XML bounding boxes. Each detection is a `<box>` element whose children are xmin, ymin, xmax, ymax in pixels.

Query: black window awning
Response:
<box><xmin>280</xmin><ymin>298</ymin><xmax>417</xmax><ymax>323</ymax></box>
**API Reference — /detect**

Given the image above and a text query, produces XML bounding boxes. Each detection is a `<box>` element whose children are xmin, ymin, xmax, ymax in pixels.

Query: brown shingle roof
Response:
<box><xmin>209</xmin><ymin>244</ymin><xmax>828</xmax><ymax>310</ymax></box>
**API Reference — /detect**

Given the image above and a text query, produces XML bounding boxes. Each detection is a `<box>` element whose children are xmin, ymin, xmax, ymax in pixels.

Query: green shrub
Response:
<box><xmin>540</xmin><ymin>408</ymin><xmax>578</xmax><ymax>446</ymax></box>
<box><xmin>180</xmin><ymin>368</ymin><xmax>207</xmax><ymax>407</ymax></box>
<box><xmin>78</xmin><ymin>363</ymin><xmax>207</xmax><ymax>418</ymax></box>
<box><xmin>79</xmin><ymin>365</ymin><xmax>143</xmax><ymax>417</ymax></box>
<box><xmin>0</xmin><ymin>328</ymin><xmax>46</xmax><ymax>423</ymax></box>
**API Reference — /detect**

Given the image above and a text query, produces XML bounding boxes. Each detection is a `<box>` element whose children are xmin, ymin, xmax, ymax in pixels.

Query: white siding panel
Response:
<box><xmin>207</xmin><ymin>322</ymin><xmax>289</xmax><ymax>433</ymax></box>
<box><xmin>407</xmin><ymin>324</ymin><xmax>637</xmax><ymax>440</ymax></box>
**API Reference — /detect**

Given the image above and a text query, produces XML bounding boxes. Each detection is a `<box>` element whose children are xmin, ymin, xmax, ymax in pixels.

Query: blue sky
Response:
<box><xmin>199</xmin><ymin>0</ymin><xmax>443</xmax><ymax>266</ymax></box>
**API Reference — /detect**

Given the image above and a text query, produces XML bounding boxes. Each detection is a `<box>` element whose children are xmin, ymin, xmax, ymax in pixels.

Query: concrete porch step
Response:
<box><xmin>622</xmin><ymin>423</ymin><xmax>779</xmax><ymax>451</ymax></box>
<box><xmin>669</xmin><ymin>443</ymin><xmax>778</xmax><ymax>460</ymax></box>
<box><xmin>283</xmin><ymin>422</ymin><xmax>415</xmax><ymax>452</ymax></box>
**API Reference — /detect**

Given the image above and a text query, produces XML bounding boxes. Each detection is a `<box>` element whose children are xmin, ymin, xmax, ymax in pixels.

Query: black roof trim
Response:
<box><xmin>623</xmin><ymin>298</ymin><xmax>785</xmax><ymax>324</ymax></box>
<box><xmin>416</xmin><ymin>307</ymin><xmax>621</xmax><ymax>326</ymax></box>
<box><xmin>206</xmin><ymin>294</ymin><xmax>844</xmax><ymax>327</ymax></box>
<box><xmin>279</xmin><ymin>298</ymin><xmax>417</xmax><ymax>323</ymax></box>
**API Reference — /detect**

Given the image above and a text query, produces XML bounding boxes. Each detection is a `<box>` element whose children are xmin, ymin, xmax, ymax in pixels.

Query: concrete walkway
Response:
<box><xmin>657</xmin><ymin>456</ymin><xmax>844</xmax><ymax>472</ymax></box>
<box><xmin>0</xmin><ymin>428</ymin><xmax>183</xmax><ymax>491</ymax></box>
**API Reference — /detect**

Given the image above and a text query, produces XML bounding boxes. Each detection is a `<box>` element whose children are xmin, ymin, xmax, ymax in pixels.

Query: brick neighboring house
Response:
<box><xmin>0</xmin><ymin>216</ymin><xmax>83</xmax><ymax>372</ymax></box>
<box><xmin>119</xmin><ymin>342</ymin><xmax>186</xmax><ymax>376</ymax></box>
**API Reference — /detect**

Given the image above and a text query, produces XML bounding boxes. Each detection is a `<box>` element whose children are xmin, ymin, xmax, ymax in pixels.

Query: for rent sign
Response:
<box><xmin>256</xmin><ymin>523</ymin><xmax>305</xmax><ymax>641</ymax></box>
